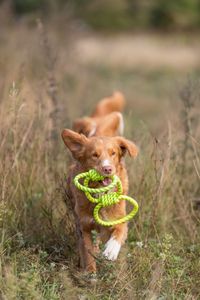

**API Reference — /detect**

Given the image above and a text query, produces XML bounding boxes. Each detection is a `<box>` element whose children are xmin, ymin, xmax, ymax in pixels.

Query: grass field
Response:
<box><xmin>0</xmin><ymin>14</ymin><xmax>200</xmax><ymax>300</ymax></box>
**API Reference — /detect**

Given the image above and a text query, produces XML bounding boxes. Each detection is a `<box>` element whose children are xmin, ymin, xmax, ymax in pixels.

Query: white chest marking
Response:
<box><xmin>103</xmin><ymin>237</ymin><xmax>121</xmax><ymax>261</ymax></box>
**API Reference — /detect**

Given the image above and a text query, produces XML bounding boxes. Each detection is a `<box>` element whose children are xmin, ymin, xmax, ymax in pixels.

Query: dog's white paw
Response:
<box><xmin>103</xmin><ymin>237</ymin><xmax>121</xmax><ymax>261</ymax></box>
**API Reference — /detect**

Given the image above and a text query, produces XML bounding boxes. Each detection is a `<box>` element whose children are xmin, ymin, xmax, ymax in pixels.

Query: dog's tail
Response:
<box><xmin>91</xmin><ymin>91</ymin><xmax>125</xmax><ymax>118</ymax></box>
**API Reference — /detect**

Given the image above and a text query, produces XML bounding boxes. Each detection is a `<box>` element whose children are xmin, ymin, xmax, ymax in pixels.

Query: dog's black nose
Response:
<box><xmin>102</xmin><ymin>165</ymin><xmax>113</xmax><ymax>175</ymax></box>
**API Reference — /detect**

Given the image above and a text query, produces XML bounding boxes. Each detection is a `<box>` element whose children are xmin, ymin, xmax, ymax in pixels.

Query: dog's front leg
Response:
<box><xmin>103</xmin><ymin>223</ymin><xmax>128</xmax><ymax>261</ymax></box>
<box><xmin>79</xmin><ymin>229</ymin><xmax>97</xmax><ymax>273</ymax></box>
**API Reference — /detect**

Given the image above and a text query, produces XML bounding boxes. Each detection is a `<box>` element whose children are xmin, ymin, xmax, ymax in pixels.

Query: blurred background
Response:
<box><xmin>1</xmin><ymin>0</ymin><xmax>200</xmax><ymax>128</ymax></box>
<box><xmin>8</xmin><ymin>0</ymin><xmax>200</xmax><ymax>31</ymax></box>
<box><xmin>0</xmin><ymin>1</ymin><xmax>200</xmax><ymax>299</ymax></box>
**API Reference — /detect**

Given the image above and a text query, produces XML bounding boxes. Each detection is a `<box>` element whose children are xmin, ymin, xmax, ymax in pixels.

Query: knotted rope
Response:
<box><xmin>73</xmin><ymin>169</ymin><xmax>138</xmax><ymax>226</ymax></box>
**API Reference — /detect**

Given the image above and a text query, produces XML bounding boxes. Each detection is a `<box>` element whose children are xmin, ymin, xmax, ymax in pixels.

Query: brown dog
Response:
<box><xmin>61</xmin><ymin>129</ymin><xmax>138</xmax><ymax>273</ymax></box>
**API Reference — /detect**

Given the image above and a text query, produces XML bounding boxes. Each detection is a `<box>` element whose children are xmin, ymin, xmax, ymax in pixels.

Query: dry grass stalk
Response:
<box><xmin>145</xmin><ymin>260</ymin><xmax>164</xmax><ymax>300</ymax></box>
<box><xmin>150</xmin><ymin>121</ymin><xmax>172</xmax><ymax>229</ymax></box>
<box><xmin>37</xmin><ymin>18</ymin><xmax>59</xmax><ymax>147</ymax></box>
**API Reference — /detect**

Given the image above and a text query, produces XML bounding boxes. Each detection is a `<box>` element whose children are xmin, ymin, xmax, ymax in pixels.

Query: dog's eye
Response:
<box><xmin>92</xmin><ymin>152</ymin><xmax>99</xmax><ymax>158</ymax></box>
<box><xmin>111</xmin><ymin>151</ymin><xmax>116</xmax><ymax>156</ymax></box>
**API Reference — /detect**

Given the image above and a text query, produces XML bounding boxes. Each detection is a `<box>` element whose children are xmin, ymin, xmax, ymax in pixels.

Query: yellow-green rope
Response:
<box><xmin>73</xmin><ymin>169</ymin><xmax>139</xmax><ymax>226</ymax></box>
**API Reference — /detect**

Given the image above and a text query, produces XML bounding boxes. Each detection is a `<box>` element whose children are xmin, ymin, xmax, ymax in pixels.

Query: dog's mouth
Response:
<box><xmin>101</xmin><ymin>177</ymin><xmax>112</xmax><ymax>186</ymax></box>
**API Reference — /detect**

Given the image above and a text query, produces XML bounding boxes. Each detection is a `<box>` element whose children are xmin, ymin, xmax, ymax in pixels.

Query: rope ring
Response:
<box><xmin>73</xmin><ymin>169</ymin><xmax>139</xmax><ymax>226</ymax></box>
<box><xmin>73</xmin><ymin>170</ymin><xmax>120</xmax><ymax>194</ymax></box>
<box><xmin>93</xmin><ymin>195</ymin><xmax>139</xmax><ymax>226</ymax></box>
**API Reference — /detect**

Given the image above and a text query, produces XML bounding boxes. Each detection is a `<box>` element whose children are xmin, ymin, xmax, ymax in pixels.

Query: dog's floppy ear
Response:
<box><xmin>61</xmin><ymin>129</ymin><xmax>88</xmax><ymax>160</ymax></box>
<box><xmin>73</xmin><ymin>118</ymin><xmax>96</xmax><ymax>137</ymax></box>
<box><xmin>115</xmin><ymin>136</ymin><xmax>138</xmax><ymax>158</ymax></box>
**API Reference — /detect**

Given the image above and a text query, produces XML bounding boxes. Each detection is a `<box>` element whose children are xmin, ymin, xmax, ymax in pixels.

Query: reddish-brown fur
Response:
<box><xmin>62</xmin><ymin>129</ymin><xmax>138</xmax><ymax>273</ymax></box>
<box><xmin>91</xmin><ymin>91</ymin><xmax>125</xmax><ymax>117</ymax></box>
<box><xmin>73</xmin><ymin>91</ymin><xmax>125</xmax><ymax>137</ymax></box>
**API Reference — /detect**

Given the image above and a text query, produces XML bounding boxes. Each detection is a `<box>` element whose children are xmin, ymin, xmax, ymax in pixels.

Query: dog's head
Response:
<box><xmin>62</xmin><ymin>129</ymin><xmax>138</xmax><ymax>178</ymax></box>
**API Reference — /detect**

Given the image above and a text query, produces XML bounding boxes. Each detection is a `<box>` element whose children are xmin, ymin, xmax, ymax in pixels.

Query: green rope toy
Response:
<box><xmin>73</xmin><ymin>169</ymin><xmax>139</xmax><ymax>227</ymax></box>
